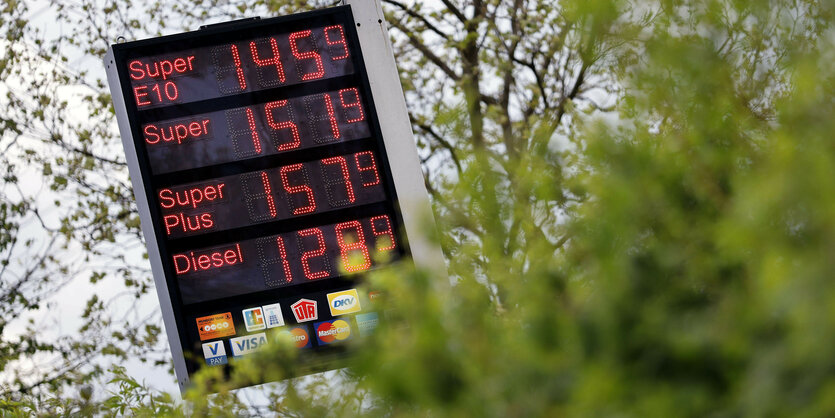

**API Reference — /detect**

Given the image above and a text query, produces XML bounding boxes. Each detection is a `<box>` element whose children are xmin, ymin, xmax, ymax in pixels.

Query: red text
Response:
<box><xmin>144</xmin><ymin>119</ymin><xmax>211</xmax><ymax>145</ymax></box>
<box><xmin>173</xmin><ymin>243</ymin><xmax>244</xmax><ymax>275</ymax></box>
<box><xmin>129</xmin><ymin>56</ymin><xmax>197</xmax><ymax>81</ymax></box>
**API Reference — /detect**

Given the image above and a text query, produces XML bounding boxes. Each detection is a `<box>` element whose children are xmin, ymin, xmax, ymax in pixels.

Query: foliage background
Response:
<box><xmin>2</xmin><ymin>0</ymin><xmax>835</xmax><ymax>415</ymax></box>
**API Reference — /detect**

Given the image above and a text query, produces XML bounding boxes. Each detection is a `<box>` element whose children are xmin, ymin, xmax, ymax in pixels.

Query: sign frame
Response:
<box><xmin>105</xmin><ymin>1</ymin><xmax>443</xmax><ymax>393</ymax></box>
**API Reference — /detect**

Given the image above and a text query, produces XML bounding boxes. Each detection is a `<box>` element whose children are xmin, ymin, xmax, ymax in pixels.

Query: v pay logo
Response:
<box><xmin>201</xmin><ymin>341</ymin><xmax>228</xmax><ymax>366</ymax></box>
<box><xmin>327</xmin><ymin>289</ymin><xmax>361</xmax><ymax>316</ymax></box>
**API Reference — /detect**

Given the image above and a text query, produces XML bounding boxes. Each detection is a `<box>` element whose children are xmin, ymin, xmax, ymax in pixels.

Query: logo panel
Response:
<box><xmin>327</xmin><ymin>289</ymin><xmax>361</xmax><ymax>316</ymax></box>
<box><xmin>291</xmin><ymin>298</ymin><xmax>318</xmax><ymax>323</ymax></box>
<box><xmin>355</xmin><ymin>312</ymin><xmax>379</xmax><ymax>337</ymax></box>
<box><xmin>196</xmin><ymin>312</ymin><xmax>236</xmax><ymax>341</ymax></box>
<box><xmin>242</xmin><ymin>307</ymin><xmax>266</xmax><ymax>332</ymax></box>
<box><xmin>315</xmin><ymin>319</ymin><xmax>352</xmax><ymax>345</ymax></box>
<box><xmin>201</xmin><ymin>341</ymin><xmax>228</xmax><ymax>366</ymax></box>
<box><xmin>230</xmin><ymin>332</ymin><xmax>268</xmax><ymax>357</ymax></box>
<box><xmin>262</xmin><ymin>303</ymin><xmax>284</xmax><ymax>328</ymax></box>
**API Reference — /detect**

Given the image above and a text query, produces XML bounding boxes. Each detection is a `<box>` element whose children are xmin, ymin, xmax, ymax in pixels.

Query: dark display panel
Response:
<box><xmin>110</xmin><ymin>6</ymin><xmax>408</xmax><ymax>381</ymax></box>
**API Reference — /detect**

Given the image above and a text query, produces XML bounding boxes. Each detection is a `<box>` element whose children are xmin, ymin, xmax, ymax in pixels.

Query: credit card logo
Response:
<box><xmin>195</xmin><ymin>312</ymin><xmax>236</xmax><ymax>341</ymax></box>
<box><xmin>291</xmin><ymin>298</ymin><xmax>318</xmax><ymax>323</ymax></box>
<box><xmin>262</xmin><ymin>303</ymin><xmax>284</xmax><ymax>328</ymax></box>
<box><xmin>201</xmin><ymin>341</ymin><xmax>228</xmax><ymax>366</ymax></box>
<box><xmin>242</xmin><ymin>307</ymin><xmax>266</xmax><ymax>332</ymax></box>
<box><xmin>315</xmin><ymin>319</ymin><xmax>352</xmax><ymax>345</ymax></box>
<box><xmin>230</xmin><ymin>332</ymin><xmax>267</xmax><ymax>357</ymax></box>
<box><xmin>327</xmin><ymin>289</ymin><xmax>361</xmax><ymax>316</ymax></box>
<box><xmin>355</xmin><ymin>312</ymin><xmax>379</xmax><ymax>337</ymax></box>
<box><xmin>277</xmin><ymin>326</ymin><xmax>311</xmax><ymax>348</ymax></box>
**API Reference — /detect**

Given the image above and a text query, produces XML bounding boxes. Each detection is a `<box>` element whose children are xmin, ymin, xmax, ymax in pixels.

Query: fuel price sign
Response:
<box><xmin>105</xmin><ymin>3</ymin><xmax>440</xmax><ymax>392</ymax></box>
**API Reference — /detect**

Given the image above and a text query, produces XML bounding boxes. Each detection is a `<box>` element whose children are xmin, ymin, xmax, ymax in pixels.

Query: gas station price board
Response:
<box><xmin>105</xmin><ymin>5</ymin><xmax>430</xmax><ymax>391</ymax></box>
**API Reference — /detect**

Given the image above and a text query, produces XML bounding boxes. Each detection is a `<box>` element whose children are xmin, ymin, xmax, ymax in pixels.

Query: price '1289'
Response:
<box><xmin>172</xmin><ymin>214</ymin><xmax>400</xmax><ymax>288</ymax></box>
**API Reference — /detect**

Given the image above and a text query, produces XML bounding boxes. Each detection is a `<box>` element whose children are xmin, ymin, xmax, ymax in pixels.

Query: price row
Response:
<box><xmin>158</xmin><ymin>150</ymin><xmax>386</xmax><ymax>238</ymax></box>
<box><xmin>175</xmin><ymin>214</ymin><xmax>400</xmax><ymax>304</ymax></box>
<box><xmin>143</xmin><ymin>87</ymin><xmax>370</xmax><ymax>174</ymax></box>
<box><xmin>129</xmin><ymin>25</ymin><xmax>355</xmax><ymax>108</ymax></box>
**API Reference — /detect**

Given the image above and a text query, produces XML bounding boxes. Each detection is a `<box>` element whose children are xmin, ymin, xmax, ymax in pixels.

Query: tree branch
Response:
<box><xmin>382</xmin><ymin>0</ymin><xmax>450</xmax><ymax>39</ymax></box>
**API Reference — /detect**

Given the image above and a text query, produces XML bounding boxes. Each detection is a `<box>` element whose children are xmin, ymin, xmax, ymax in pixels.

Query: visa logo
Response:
<box><xmin>327</xmin><ymin>289</ymin><xmax>361</xmax><ymax>316</ymax></box>
<box><xmin>230</xmin><ymin>333</ymin><xmax>267</xmax><ymax>357</ymax></box>
<box><xmin>201</xmin><ymin>341</ymin><xmax>228</xmax><ymax>366</ymax></box>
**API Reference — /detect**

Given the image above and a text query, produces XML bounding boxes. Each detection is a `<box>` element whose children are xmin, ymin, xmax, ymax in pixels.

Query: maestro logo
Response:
<box><xmin>201</xmin><ymin>341</ymin><xmax>228</xmax><ymax>366</ymax></box>
<box><xmin>327</xmin><ymin>289</ymin><xmax>361</xmax><ymax>316</ymax></box>
<box><xmin>195</xmin><ymin>312</ymin><xmax>236</xmax><ymax>341</ymax></box>
<box><xmin>277</xmin><ymin>326</ymin><xmax>311</xmax><ymax>348</ymax></box>
<box><xmin>291</xmin><ymin>298</ymin><xmax>318</xmax><ymax>323</ymax></box>
<box><xmin>315</xmin><ymin>319</ymin><xmax>352</xmax><ymax>345</ymax></box>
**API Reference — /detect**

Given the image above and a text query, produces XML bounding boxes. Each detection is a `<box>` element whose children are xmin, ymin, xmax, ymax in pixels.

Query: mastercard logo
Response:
<box><xmin>316</xmin><ymin>319</ymin><xmax>351</xmax><ymax>345</ymax></box>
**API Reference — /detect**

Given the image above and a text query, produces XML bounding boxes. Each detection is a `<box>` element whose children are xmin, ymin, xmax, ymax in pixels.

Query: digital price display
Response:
<box><xmin>105</xmin><ymin>5</ymin><xmax>434</xmax><ymax>391</ymax></box>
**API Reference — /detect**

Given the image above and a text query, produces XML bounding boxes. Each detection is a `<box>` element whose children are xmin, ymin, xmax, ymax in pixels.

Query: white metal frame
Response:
<box><xmin>345</xmin><ymin>0</ymin><xmax>446</xmax><ymax>274</ymax></box>
<box><xmin>104</xmin><ymin>52</ymin><xmax>191</xmax><ymax>391</ymax></box>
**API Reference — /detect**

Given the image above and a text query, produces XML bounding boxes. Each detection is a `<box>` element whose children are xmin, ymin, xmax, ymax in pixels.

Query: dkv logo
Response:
<box><xmin>230</xmin><ymin>333</ymin><xmax>267</xmax><ymax>357</ymax></box>
<box><xmin>327</xmin><ymin>289</ymin><xmax>361</xmax><ymax>316</ymax></box>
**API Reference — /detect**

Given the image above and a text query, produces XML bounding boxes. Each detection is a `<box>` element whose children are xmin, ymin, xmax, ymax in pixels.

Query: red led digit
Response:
<box><xmin>323</xmin><ymin>93</ymin><xmax>340</xmax><ymax>139</ymax></box>
<box><xmin>339</xmin><ymin>88</ymin><xmax>364</xmax><ymax>123</ymax></box>
<box><xmin>289</xmin><ymin>30</ymin><xmax>325</xmax><ymax>80</ymax></box>
<box><xmin>322</xmin><ymin>156</ymin><xmax>355</xmax><ymax>204</ymax></box>
<box><xmin>324</xmin><ymin>25</ymin><xmax>349</xmax><ymax>60</ymax></box>
<box><xmin>274</xmin><ymin>236</ymin><xmax>293</xmax><ymax>283</ymax></box>
<box><xmin>354</xmin><ymin>151</ymin><xmax>380</xmax><ymax>186</ymax></box>
<box><xmin>335</xmin><ymin>220</ymin><xmax>371</xmax><ymax>272</ymax></box>
<box><xmin>249</xmin><ymin>38</ymin><xmax>286</xmax><ymax>83</ymax></box>
<box><xmin>150</xmin><ymin>84</ymin><xmax>162</xmax><ymax>102</ymax></box>
<box><xmin>264</xmin><ymin>100</ymin><xmax>301</xmax><ymax>150</ymax></box>
<box><xmin>245</xmin><ymin>107</ymin><xmax>262</xmax><ymax>154</ymax></box>
<box><xmin>242</xmin><ymin>171</ymin><xmax>277</xmax><ymax>222</ymax></box>
<box><xmin>280</xmin><ymin>163</ymin><xmax>316</xmax><ymax>215</ymax></box>
<box><xmin>230</xmin><ymin>44</ymin><xmax>247</xmax><ymax>90</ymax></box>
<box><xmin>260</xmin><ymin>171</ymin><xmax>277</xmax><ymax>218</ymax></box>
<box><xmin>370</xmin><ymin>215</ymin><xmax>396</xmax><ymax>251</ymax></box>
<box><xmin>299</xmin><ymin>228</ymin><xmax>329</xmax><ymax>279</ymax></box>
